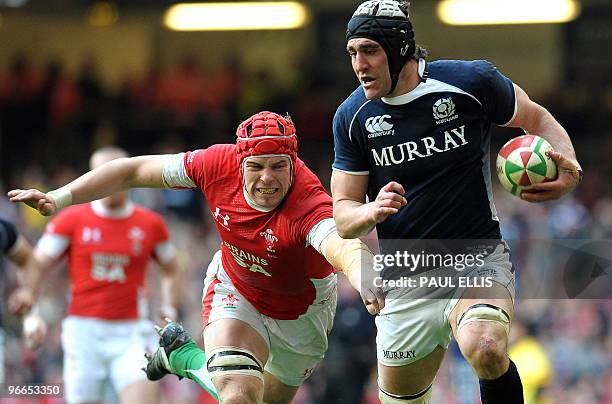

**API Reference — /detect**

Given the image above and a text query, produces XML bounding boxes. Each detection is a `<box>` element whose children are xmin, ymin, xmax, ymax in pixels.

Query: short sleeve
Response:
<box><xmin>182</xmin><ymin>150</ymin><xmax>207</xmax><ymax>189</ymax></box>
<box><xmin>306</xmin><ymin>218</ymin><xmax>336</xmax><ymax>252</ymax></box>
<box><xmin>46</xmin><ymin>209</ymin><xmax>77</xmax><ymax>237</ymax></box>
<box><xmin>151</xmin><ymin>214</ymin><xmax>175</xmax><ymax>264</ymax></box>
<box><xmin>37</xmin><ymin>210</ymin><xmax>75</xmax><ymax>257</ymax></box>
<box><xmin>291</xmin><ymin>165</ymin><xmax>334</xmax><ymax>242</ymax></box>
<box><xmin>152</xmin><ymin>213</ymin><xmax>170</xmax><ymax>243</ymax></box>
<box><xmin>477</xmin><ymin>61</ymin><xmax>516</xmax><ymax>126</ymax></box>
<box><xmin>163</xmin><ymin>153</ymin><xmax>197</xmax><ymax>189</ymax></box>
<box><xmin>296</xmin><ymin>197</ymin><xmax>333</xmax><ymax>243</ymax></box>
<box><xmin>0</xmin><ymin>217</ymin><xmax>18</xmax><ymax>255</ymax></box>
<box><xmin>185</xmin><ymin>145</ymin><xmax>239</xmax><ymax>191</ymax></box>
<box><xmin>332</xmin><ymin>107</ymin><xmax>370</xmax><ymax>174</ymax></box>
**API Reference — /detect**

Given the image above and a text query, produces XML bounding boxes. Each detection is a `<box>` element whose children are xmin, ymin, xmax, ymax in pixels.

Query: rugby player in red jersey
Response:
<box><xmin>9</xmin><ymin>112</ymin><xmax>383</xmax><ymax>404</ymax></box>
<box><xmin>10</xmin><ymin>147</ymin><xmax>181</xmax><ymax>404</ymax></box>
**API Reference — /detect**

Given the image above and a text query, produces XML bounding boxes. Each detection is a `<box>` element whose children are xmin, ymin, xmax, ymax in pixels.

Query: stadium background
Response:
<box><xmin>0</xmin><ymin>0</ymin><xmax>610</xmax><ymax>402</ymax></box>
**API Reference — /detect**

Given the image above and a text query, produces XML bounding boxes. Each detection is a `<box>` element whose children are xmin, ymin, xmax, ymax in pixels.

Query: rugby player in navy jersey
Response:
<box><xmin>1</xmin><ymin>217</ymin><xmax>40</xmax><ymax>317</ymax></box>
<box><xmin>331</xmin><ymin>1</ymin><xmax>582</xmax><ymax>403</ymax></box>
<box><xmin>0</xmin><ymin>216</ymin><xmax>45</xmax><ymax>376</ymax></box>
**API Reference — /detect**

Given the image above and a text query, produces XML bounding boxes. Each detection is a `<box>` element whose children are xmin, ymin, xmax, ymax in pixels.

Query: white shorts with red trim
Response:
<box><xmin>201</xmin><ymin>250</ymin><xmax>337</xmax><ymax>386</ymax></box>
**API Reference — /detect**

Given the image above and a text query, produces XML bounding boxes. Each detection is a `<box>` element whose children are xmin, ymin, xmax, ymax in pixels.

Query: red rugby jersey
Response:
<box><xmin>39</xmin><ymin>202</ymin><xmax>172</xmax><ymax>320</ymax></box>
<box><xmin>184</xmin><ymin>145</ymin><xmax>334</xmax><ymax>319</ymax></box>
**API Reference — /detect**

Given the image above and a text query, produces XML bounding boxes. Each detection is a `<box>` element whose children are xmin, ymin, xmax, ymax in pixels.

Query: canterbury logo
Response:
<box><xmin>365</xmin><ymin>115</ymin><xmax>393</xmax><ymax>133</ymax></box>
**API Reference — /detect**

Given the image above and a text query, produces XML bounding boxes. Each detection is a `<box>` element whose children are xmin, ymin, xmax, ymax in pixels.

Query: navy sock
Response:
<box><xmin>479</xmin><ymin>359</ymin><xmax>524</xmax><ymax>404</ymax></box>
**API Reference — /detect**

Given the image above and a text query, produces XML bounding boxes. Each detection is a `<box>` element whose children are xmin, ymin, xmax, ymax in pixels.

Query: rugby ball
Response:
<box><xmin>496</xmin><ymin>134</ymin><xmax>557</xmax><ymax>197</ymax></box>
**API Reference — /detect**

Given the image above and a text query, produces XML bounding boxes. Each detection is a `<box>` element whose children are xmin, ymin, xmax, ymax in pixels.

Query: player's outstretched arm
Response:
<box><xmin>8</xmin><ymin>155</ymin><xmax>166</xmax><ymax>215</ymax></box>
<box><xmin>320</xmin><ymin>231</ymin><xmax>384</xmax><ymax>315</ymax></box>
<box><xmin>507</xmin><ymin>84</ymin><xmax>582</xmax><ymax>202</ymax></box>
<box><xmin>331</xmin><ymin>171</ymin><xmax>407</xmax><ymax>238</ymax></box>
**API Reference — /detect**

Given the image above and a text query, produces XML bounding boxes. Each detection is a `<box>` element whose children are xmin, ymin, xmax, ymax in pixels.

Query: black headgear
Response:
<box><xmin>346</xmin><ymin>0</ymin><xmax>416</xmax><ymax>95</ymax></box>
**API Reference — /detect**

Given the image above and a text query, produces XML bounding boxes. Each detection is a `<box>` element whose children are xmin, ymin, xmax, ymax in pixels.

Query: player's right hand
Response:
<box><xmin>369</xmin><ymin>181</ymin><xmax>407</xmax><ymax>223</ymax></box>
<box><xmin>347</xmin><ymin>257</ymin><xmax>385</xmax><ymax>315</ymax></box>
<box><xmin>22</xmin><ymin>313</ymin><xmax>47</xmax><ymax>348</ymax></box>
<box><xmin>361</xmin><ymin>286</ymin><xmax>385</xmax><ymax>316</ymax></box>
<box><xmin>521</xmin><ymin>151</ymin><xmax>581</xmax><ymax>202</ymax></box>
<box><xmin>7</xmin><ymin>189</ymin><xmax>57</xmax><ymax>216</ymax></box>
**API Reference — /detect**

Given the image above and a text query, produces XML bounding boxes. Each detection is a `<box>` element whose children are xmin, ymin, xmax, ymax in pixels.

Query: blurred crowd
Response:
<box><xmin>0</xmin><ymin>52</ymin><xmax>610</xmax><ymax>403</ymax></box>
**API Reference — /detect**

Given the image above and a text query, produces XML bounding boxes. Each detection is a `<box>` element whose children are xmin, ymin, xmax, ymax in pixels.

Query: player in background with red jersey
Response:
<box><xmin>10</xmin><ymin>147</ymin><xmax>181</xmax><ymax>404</ymax></box>
<box><xmin>9</xmin><ymin>111</ymin><xmax>383</xmax><ymax>404</ymax></box>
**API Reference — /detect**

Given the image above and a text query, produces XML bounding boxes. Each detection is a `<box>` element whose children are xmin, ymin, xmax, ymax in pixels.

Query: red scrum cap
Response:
<box><xmin>235</xmin><ymin>111</ymin><xmax>298</xmax><ymax>166</ymax></box>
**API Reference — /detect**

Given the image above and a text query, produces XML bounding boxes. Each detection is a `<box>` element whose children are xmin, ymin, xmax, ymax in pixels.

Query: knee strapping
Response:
<box><xmin>379</xmin><ymin>384</ymin><xmax>432</xmax><ymax>403</ymax></box>
<box><xmin>206</xmin><ymin>346</ymin><xmax>264</xmax><ymax>381</ymax></box>
<box><xmin>457</xmin><ymin>303</ymin><xmax>511</xmax><ymax>336</ymax></box>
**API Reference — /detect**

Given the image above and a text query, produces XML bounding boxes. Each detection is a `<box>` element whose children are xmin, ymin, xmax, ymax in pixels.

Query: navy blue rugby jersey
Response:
<box><xmin>0</xmin><ymin>217</ymin><xmax>18</xmax><ymax>323</ymax></box>
<box><xmin>0</xmin><ymin>217</ymin><xmax>18</xmax><ymax>255</ymax></box>
<box><xmin>333</xmin><ymin>59</ymin><xmax>516</xmax><ymax>240</ymax></box>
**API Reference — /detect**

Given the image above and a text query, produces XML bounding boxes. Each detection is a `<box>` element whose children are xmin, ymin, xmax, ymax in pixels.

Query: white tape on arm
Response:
<box><xmin>320</xmin><ymin>231</ymin><xmax>373</xmax><ymax>278</ymax></box>
<box><xmin>46</xmin><ymin>188</ymin><xmax>72</xmax><ymax>210</ymax></box>
<box><xmin>162</xmin><ymin>153</ymin><xmax>196</xmax><ymax>188</ymax></box>
<box><xmin>306</xmin><ymin>218</ymin><xmax>337</xmax><ymax>250</ymax></box>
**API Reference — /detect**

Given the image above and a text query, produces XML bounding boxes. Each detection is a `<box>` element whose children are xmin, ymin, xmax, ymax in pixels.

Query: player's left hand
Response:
<box><xmin>7</xmin><ymin>287</ymin><xmax>36</xmax><ymax>317</ymax></box>
<box><xmin>521</xmin><ymin>151</ymin><xmax>581</xmax><ymax>202</ymax></box>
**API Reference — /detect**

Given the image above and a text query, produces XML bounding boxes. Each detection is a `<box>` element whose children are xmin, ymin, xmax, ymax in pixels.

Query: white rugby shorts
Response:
<box><xmin>202</xmin><ymin>250</ymin><xmax>337</xmax><ymax>386</ymax></box>
<box><xmin>61</xmin><ymin>316</ymin><xmax>156</xmax><ymax>403</ymax></box>
<box><xmin>375</xmin><ymin>243</ymin><xmax>515</xmax><ymax>366</ymax></box>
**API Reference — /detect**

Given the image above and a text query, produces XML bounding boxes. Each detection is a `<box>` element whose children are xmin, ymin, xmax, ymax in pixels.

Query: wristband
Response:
<box><xmin>47</xmin><ymin>188</ymin><xmax>73</xmax><ymax>210</ymax></box>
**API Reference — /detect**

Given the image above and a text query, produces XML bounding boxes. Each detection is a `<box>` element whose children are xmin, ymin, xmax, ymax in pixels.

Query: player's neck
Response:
<box><xmin>92</xmin><ymin>199</ymin><xmax>134</xmax><ymax>218</ymax></box>
<box><xmin>103</xmin><ymin>201</ymin><xmax>127</xmax><ymax>210</ymax></box>
<box><xmin>387</xmin><ymin>59</ymin><xmax>421</xmax><ymax>97</ymax></box>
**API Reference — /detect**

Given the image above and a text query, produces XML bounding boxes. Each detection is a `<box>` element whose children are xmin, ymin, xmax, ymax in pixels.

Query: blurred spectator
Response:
<box><xmin>509</xmin><ymin>320</ymin><xmax>552</xmax><ymax>404</ymax></box>
<box><xmin>0</xmin><ymin>54</ymin><xmax>41</xmax><ymax>184</ymax></box>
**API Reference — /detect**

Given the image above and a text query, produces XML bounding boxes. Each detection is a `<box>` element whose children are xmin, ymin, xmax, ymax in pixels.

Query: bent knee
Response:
<box><xmin>214</xmin><ymin>376</ymin><xmax>262</xmax><ymax>404</ymax></box>
<box><xmin>263</xmin><ymin>398</ymin><xmax>293</xmax><ymax>404</ymax></box>
<box><xmin>220</xmin><ymin>391</ymin><xmax>260</xmax><ymax>404</ymax></box>
<box><xmin>460</xmin><ymin>333</ymin><xmax>507</xmax><ymax>377</ymax></box>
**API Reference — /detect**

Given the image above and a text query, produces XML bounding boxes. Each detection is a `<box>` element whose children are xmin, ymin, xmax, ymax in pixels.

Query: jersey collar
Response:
<box><xmin>381</xmin><ymin>58</ymin><xmax>428</xmax><ymax>106</ymax></box>
<box><xmin>91</xmin><ymin>200</ymin><xmax>135</xmax><ymax>219</ymax></box>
